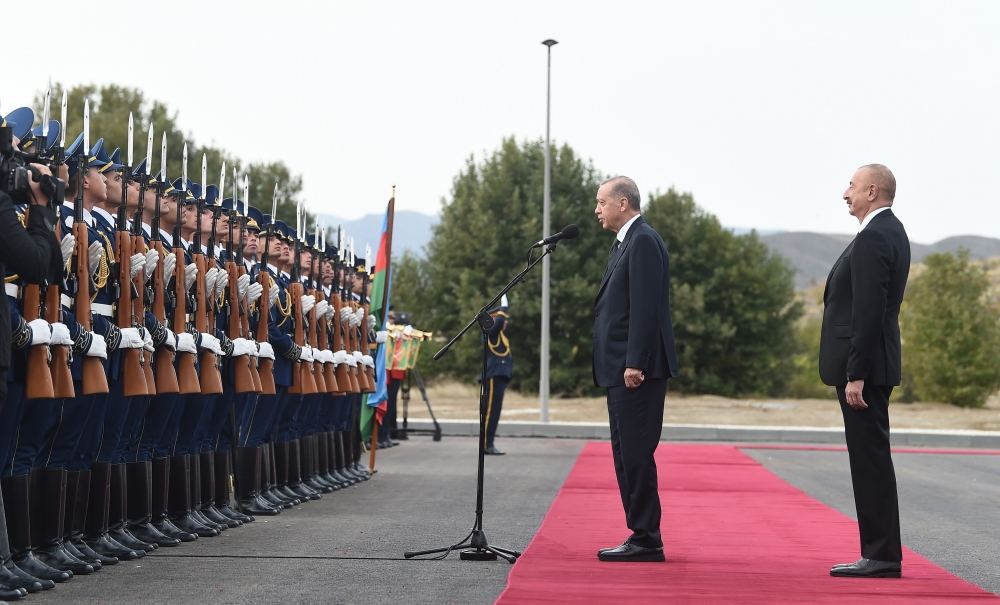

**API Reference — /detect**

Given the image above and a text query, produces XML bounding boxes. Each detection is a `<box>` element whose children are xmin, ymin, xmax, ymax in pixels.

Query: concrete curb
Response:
<box><xmin>400</xmin><ymin>419</ymin><xmax>1000</xmax><ymax>449</ymax></box>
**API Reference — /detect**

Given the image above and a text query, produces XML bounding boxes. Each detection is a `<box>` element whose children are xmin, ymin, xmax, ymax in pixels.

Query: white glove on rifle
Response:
<box><xmin>300</xmin><ymin>295</ymin><xmax>315</xmax><ymax>315</ymax></box>
<box><xmin>333</xmin><ymin>350</ymin><xmax>350</xmax><ymax>366</ymax></box>
<box><xmin>340</xmin><ymin>307</ymin><xmax>352</xmax><ymax>324</ymax></box>
<box><xmin>257</xmin><ymin>342</ymin><xmax>275</xmax><ymax>360</ymax></box>
<box><xmin>313</xmin><ymin>300</ymin><xmax>328</xmax><ymax>320</ymax></box>
<box><xmin>245</xmin><ymin>282</ymin><xmax>263</xmax><ymax>305</ymax></box>
<box><xmin>236</xmin><ymin>274</ymin><xmax>251</xmax><ymax>300</ymax></box>
<box><xmin>60</xmin><ymin>233</ymin><xmax>76</xmax><ymax>264</ymax></box>
<box><xmin>141</xmin><ymin>327</ymin><xmax>155</xmax><ymax>352</ymax></box>
<box><xmin>86</xmin><ymin>332</ymin><xmax>108</xmax><ymax>359</ymax></box>
<box><xmin>176</xmin><ymin>331</ymin><xmax>197</xmax><ymax>354</ymax></box>
<box><xmin>184</xmin><ymin>263</ymin><xmax>198</xmax><ymax>292</ymax></box>
<box><xmin>129</xmin><ymin>253</ymin><xmax>146</xmax><ymax>280</ymax></box>
<box><xmin>362</xmin><ymin>354</ymin><xmax>374</xmax><ymax>369</ymax></box>
<box><xmin>355</xmin><ymin>307</ymin><xmax>365</xmax><ymax>324</ymax></box>
<box><xmin>325</xmin><ymin>303</ymin><xmax>334</xmax><ymax>321</ymax></box>
<box><xmin>199</xmin><ymin>333</ymin><xmax>223</xmax><ymax>355</ymax></box>
<box><xmin>347</xmin><ymin>351</ymin><xmax>360</xmax><ymax>367</ymax></box>
<box><xmin>26</xmin><ymin>318</ymin><xmax>51</xmax><ymax>346</ymax></box>
<box><xmin>299</xmin><ymin>345</ymin><xmax>314</xmax><ymax>363</ymax></box>
<box><xmin>230</xmin><ymin>337</ymin><xmax>256</xmax><ymax>357</ymax></box>
<box><xmin>204</xmin><ymin>267</ymin><xmax>219</xmax><ymax>295</ymax></box>
<box><xmin>143</xmin><ymin>249</ymin><xmax>160</xmax><ymax>283</ymax></box>
<box><xmin>375</xmin><ymin>330</ymin><xmax>388</xmax><ymax>344</ymax></box>
<box><xmin>214</xmin><ymin>269</ymin><xmax>229</xmax><ymax>298</ymax></box>
<box><xmin>268</xmin><ymin>285</ymin><xmax>279</xmax><ymax>308</ymax></box>
<box><xmin>349</xmin><ymin>312</ymin><xmax>361</xmax><ymax>329</ymax></box>
<box><xmin>87</xmin><ymin>241</ymin><xmax>104</xmax><ymax>278</ymax></box>
<box><xmin>50</xmin><ymin>322</ymin><xmax>73</xmax><ymax>346</ymax></box>
<box><xmin>162</xmin><ymin>252</ymin><xmax>177</xmax><ymax>280</ymax></box>
<box><xmin>118</xmin><ymin>327</ymin><xmax>146</xmax><ymax>349</ymax></box>
<box><xmin>366</xmin><ymin>314</ymin><xmax>376</xmax><ymax>331</ymax></box>
<box><xmin>163</xmin><ymin>328</ymin><xmax>177</xmax><ymax>350</ymax></box>
<box><xmin>316</xmin><ymin>349</ymin><xmax>334</xmax><ymax>364</ymax></box>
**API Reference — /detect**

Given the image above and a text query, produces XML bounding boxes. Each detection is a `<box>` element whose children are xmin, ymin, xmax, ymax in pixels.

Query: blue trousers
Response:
<box><xmin>96</xmin><ymin>381</ymin><xmax>134</xmax><ymax>463</ymax></box>
<box><xmin>275</xmin><ymin>391</ymin><xmax>304</xmax><ymax>442</ymax></box>
<box><xmin>10</xmin><ymin>396</ymin><xmax>62</xmax><ymax>474</ymax></box>
<box><xmin>175</xmin><ymin>394</ymin><xmax>216</xmax><ymax>456</ymax></box>
<box><xmin>243</xmin><ymin>388</ymin><xmax>287</xmax><ymax>448</ymax></box>
<box><xmin>138</xmin><ymin>393</ymin><xmax>182</xmax><ymax>461</ymax></box>
<box><xmin>0</xmin><ymin>380</ymin><xmax>27</xmax><ymax>476</ymax></box>
<box><xmin>72</xmin><ymin>389</ymin><xmax>110</xmax><ymax>470</ymax></box>
<box><xmin>48</xmin><ymin>394</ymin><xmax>100</xmax><ymax>469</ymax></box>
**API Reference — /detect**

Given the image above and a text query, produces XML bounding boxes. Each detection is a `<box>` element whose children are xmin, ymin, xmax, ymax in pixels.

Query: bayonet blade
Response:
<box><xmin>270</xmin><ymin>183</ymin><xmax>278</xmax><ymax>220</ymax></box>
<box><xmin>181</xmin><ymin>143</ymin><xmax>188</xmax><ymax>192</ymax></box>
<box><xmin>127</xmin><ymin>113</ymin><xmax>134</xmax><ymax>167</ymax></box>
<box><xmin>42</xmin><ymin>89</ymin><xmax>50</xmax><ymax>138</ymax></box>
<box><xmin>160</xmin><ymin>132</ymin><xmax>167</xmax><ymax>183</ymax></box>
<box><xmin>59</xmin><ymin>90</ymin><xmax>67</xmax><ymax>148</ymax></box>
<box><xmin>145</xmin><ymin>123</ymin><xmax>154</xmax><ymax>176</ymax></box>
<box><xmin>219</xmin><ymin>162</ymin><xmax>226</xmax><ymax>206</ymax></box>
<box><xmin>366</xmin><ymin>244</ymin><xmax>372</xmax><ymax>273</ymax></box>
<box><xmin>83</xmin><ymin>99</ymin><xmax>90</xmax><ymax>154</ymax></box>
<box><xmin>201</xmin><ymin>154</ymin><xmax>207</xmax><ymax>199</ymax></box>
<box><xmin>243</xmin><ymin>174</ymin><xmax>249</xmax><ymax>216</ymax></box>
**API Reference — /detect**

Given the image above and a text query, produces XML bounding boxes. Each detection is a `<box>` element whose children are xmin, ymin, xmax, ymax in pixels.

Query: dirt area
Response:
<box><xmin>399</xmin><ymin>381</ymin><xmax>1000</xmax><ymax>432</ymax></box>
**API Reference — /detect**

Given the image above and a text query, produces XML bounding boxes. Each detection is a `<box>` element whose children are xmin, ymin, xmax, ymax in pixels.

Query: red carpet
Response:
<box><xmin>497</xmin><ymin>442</ymin><xmax>998</xmax><ymax>604</ymax></box>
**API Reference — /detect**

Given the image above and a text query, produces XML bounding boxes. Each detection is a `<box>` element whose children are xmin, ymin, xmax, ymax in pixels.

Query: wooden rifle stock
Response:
<box><xmin>226</xmin><ymin>260</ymin><xmax>257</xmax><ymax>394</ymax></box>
<box><xmin>150</xmin><ymin>240</ymin><xmax>179</xmax><ymax>394</ymax></box>
<box><xmin>361</xmin><ymin>301</ymin><xmax>375</xmax><ymax>393</ymax></box>
<box><xmin>352</xmin><ymin>300</ymin><xmax>372</xmax><ymax>392</ymax></box>
<box><xmin>287</xmin><ymin>280</ymin><xmax>317</xmax><ymax>395</ymax></box>
<box><xmin>331</xmin><ymin>292</ymin><xmax>357</xmax><ymax>393</ymax></box>
<box><xmin>131</xmin><ymin>234</ymin><xmax>156</xmax><ymax>394</ymax></box>
<box><xmin>255</xmin><ymin>269</ymin><xmax>276</xmax><ymax>395</ymax></box>
<box><xmin>193</xmin><ymin>253</ymin><xmax>222</xmax><ymax>394</ymax></box>
<box><xmin>46</xmin><ymin>220</ymin><xmax>74</xmax><ymax>398</ymax></box>
<box><xmin>22</xmin><ymin>267</ymin><xmax>55</xmax><ymax>400</ymax></box>
<box><xmin>315</xmin><ymin>288</ymin><xmax>339</xmax><ymax>393</ymax></box>
<box><xmin>305</xmin><ymin>284</ymin><xmax>327</xmax><ymax>393</ymax></box>
<box><xmin>116</xmin><ymin>228</ymin><xmax>148</xmax><ymax>397</ymax></box>
<box><xmin>237</xmin><ymin>264</ymin><xmax>263</xmax><ymax>392</ymax></box>
<box><xmin>74</xmin><ymin>220</ymin><xmax>109</xmax><ymax>395</ymax></box>
<box><xmin>172</xmin><ymin>242</ymin><xmax>201</xmax><ymax>394</ymax></box>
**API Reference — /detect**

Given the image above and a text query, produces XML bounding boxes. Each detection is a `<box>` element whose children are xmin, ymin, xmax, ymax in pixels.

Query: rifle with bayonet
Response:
<box><xmin>130</xmin><ymin>121</ymin><xmax>158</xmax><ymax>394</ymax></box>
<box><xmin>331</xmin><ymin>228</ymin><xmax>358</xmax><ymax>393</ymax></box>
<box><xmin>71</xmin><ymin>100</ymin><xmax>109</xmax><ymax>395</ymax></box>
<box><xmin>116</xmin><ymin>113</ymin><xmax>149</xmax><ymax>397</ymax></box>
<box><xmin>254</xmin><ymin>184</ymin><xmax>277</xmax><ymax>395</ymax></box>
<box><xmin>288</xmin><ymin>202</ymin><xmax>317</xmax><ymax>395</ymax></box>
<box><xmin>360</xmin><ymin>245</ymin><xmax>375</xmax><ymax>392</ymax></box>
<box><xmin>190</xmin><ymin>148</ymin><xmax>222</xmax><ymax>394</ymax></box>
<box><xmin>224</xmin><ymin>171</ymin><xmax>258</xmax><ymax>394</ymax></box>
<box><xmin>166</xmin><ymin>137</ymin><xmax>200</xmax><ymax>394</ymax></box>
<box><xmin>239</xmin><ymin>175</ymin><xmax>262</xmax><ymax>392</ymax></box>
<box><xmin>313</xmin><ymin>226</ymin><xmax>339</xmax><ymax>393</ymax></box>
<box><xmin>146</xmin><ymin>128</ymin><xmax>180</xmax><ymax>394</ymax></box>
<box><xmin>305</xmin><ymin>224</ymin><xmax>327</xmax><ymax>393</ymax></box>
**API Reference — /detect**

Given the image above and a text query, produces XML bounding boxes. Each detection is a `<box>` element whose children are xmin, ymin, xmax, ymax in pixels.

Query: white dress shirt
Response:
<box><xmin>859</xmin><ymin>206</ymin><xmax>891</xmax><ymax>232</ymax></box>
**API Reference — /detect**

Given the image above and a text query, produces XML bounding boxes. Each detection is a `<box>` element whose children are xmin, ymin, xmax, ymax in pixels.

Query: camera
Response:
<box><xmin>0</xmin><ymin>126</ymin><xmax>63</xmax><ymax>204</ymax></box>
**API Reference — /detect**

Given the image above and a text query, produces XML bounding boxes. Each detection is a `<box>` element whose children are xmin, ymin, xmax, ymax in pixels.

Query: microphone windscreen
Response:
<box><xmin>562</xmin><ymin>224</ymin><xmax>579</xmax><ymax>240</ymax></box>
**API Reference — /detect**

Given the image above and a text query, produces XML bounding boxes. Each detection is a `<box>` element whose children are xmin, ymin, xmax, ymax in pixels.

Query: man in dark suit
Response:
<box><xmin>820</xmin><ymin>164</ymin><xmax>910</xmax><ymax>578</ymax></box>
<box><xmin>592</xmin><ymin>176</ymin><xmax>678</xmax><ymax>563</ymax></box>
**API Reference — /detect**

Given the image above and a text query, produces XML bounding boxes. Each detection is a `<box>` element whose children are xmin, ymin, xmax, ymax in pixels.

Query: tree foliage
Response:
<box><xmin>31</xmin><ymin>84</ymin><xmax>304</xmax><ymax>225</ymax></box>
<box><xmin>900</xmin><ymin>251</ymin><xmax>1000</xmax><ymax>407</ymax></box>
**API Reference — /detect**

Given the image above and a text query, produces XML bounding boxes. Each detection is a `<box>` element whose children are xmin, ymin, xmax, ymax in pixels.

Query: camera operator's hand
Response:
<box><xmin>27</xmin><ymin>163</ymin><xmax>54</xmax><ymax>206</ymax></box>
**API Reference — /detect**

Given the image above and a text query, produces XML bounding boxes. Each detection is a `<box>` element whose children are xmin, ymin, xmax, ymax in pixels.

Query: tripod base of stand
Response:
<box><xmin>460</xmin><ymin>549</ymin><xmax>498</xmax><ymax>561</ymax></box>
<box><xmin>405</xmin><ymin>529</ymin><xmax>521</xmax><ymax>563</ymax></box>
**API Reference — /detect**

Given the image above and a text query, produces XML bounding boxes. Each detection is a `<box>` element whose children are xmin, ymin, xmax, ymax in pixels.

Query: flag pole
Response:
<box><xmin>367</xmin><ymin>188</ymin><xmax>397</xmax><ymax>474</ymax></box>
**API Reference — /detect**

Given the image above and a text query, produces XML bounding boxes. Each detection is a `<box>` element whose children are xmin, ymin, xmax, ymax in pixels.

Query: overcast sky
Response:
<box><xmin>6</xmin><ymin>0</ymin><xmax>999</xmax><ymax>243</ymax></box>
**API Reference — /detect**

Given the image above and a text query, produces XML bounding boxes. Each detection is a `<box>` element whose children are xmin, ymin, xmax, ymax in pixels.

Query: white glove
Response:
<box><xmin>366</xmin><ymin>314</ymin><xmax>376</xmax><ymax>331</ymax></box>
<box><xmin>347</xmin><ymin>351</ymin><xmax>360</xmax><ymax>367</ymax></box>
<box><xmin>245</xmin><ymin>282</ymin><xmax>263</xmax><ymax>305</ymax></box>
<box><xmin>176</xmin><ymin>331</ymin><xmax>197</xmax><ymax>353</ymax></box>
<box><xmin>299</xmin><ymin>345</ymin><xmax>314</xmax><ymax>362</ymax></box>
<box><xmin>214</xmin><ymin>269</ymin><xmax>229</xmax><ymax>298</ymax></box>
<box><xmin>26</xmin><ymin>318</ymin><xmax>52</xmax><ymax>346</ymax></box>
<box><xmin>375</xmin><ymin>330</ymin><xmax>388</xmax><ymax>344</ymax></box>
<box><xmin>236</xmin><ymin>274</ymin><xmax>250</xmax><ymax>300</ymax></box>
<box><xmin>340</xmin><ymin>307</ymin><xmax>352</xmax><ymax>323</ymax></box>
<box><xmin>143</xmin><ymin>249</ymin><xmax>160</xmax><ymax>283</ymax></box>
<box><xmin>333</xmin><ymin>350</ymin><xmax>350</xmax><ymax>366</ymax></box>
<box><xmin>50</xmin><ymin>322</ymin><xmax>73</xmax><ymax>346</ymax></box>
<box><xmin>325</xmin><ymin>302</ymin><xmax>335</xmax><ymax>321</ymax></box>
<box><xmin>118</xmin><ymin>327</ymin><xmax>146</xmax><ymax>349</ymax></box>
<box><xmin>129</xmin><ymin>253</ymin><xmax>146</xmax><ymax>280</ymax></box>
<box><xmin>355</xmin><ymin>307</ymin><xmax>365</xmax><ymax>324</ymax></box>
<box><xmin>300</xmin><ymin>295</ymin><xmax>315</xmax><ymax>315</ymax></box>
<box><xmin>184</xmin><ymin>263</ymin><xmax>198</xmax><ymax>291</ymax></box>
<box><xmin>501</xmin><ymin>294</ymin><xmax>509</xmax><ymax>308</ymax></box>
<box><xmin>257</xmin><ymin>341</ymin><xmax>275</xmax><ymax>360</ymax></box>
<box><xmin>199</xmin><ymin>333</ymin><xmax>223</xmax><ymax>355</ymax></box>
<box><xmin>268</xmin><ymin>284</ymin><xmax>279</xmax><ymax>307</ymax></box>
<box><xmin>162</xmin><ymin>252</ymin><xmax>177</xmax><ymax>280</ymax></box>
<box><xmin>349</xmin><ymin>312</ymin><xmax>361</xmax><ymax>329</ymax></box>
<box><xmin>162</xmin><ymin>328</ymin><xmax>177</xmax><ymax>350</ymax></box>
<box><xmin>230</xmin><ymin>337</ymin><xmax>255</xmax><ymax>357</ymax></box>
<box><xmin>204</xmin><ymin>267</ymin><xmax>219</xmax><ymax>295</ymax></box>
<box><xmin>60</xmin><ymin>233</ymin><xmax>76</xmax><ymax>264</ymax></box>
<box><xmin>362</xmin><ymin>354</ymin><xmax>374</xmax><ymax>369</ymax></box>
<box><xmin>313</xmin><ymin>300</ymin><xmax>328</xmax><ymax>320</ymax></box>
<box><xmin>141</xmin><ymin>327</ymin><xmax>155</xmax><ymax>352</ymax></box>
<box><xmin>86</xmin><ymin>332</ymin><xmax>108</xmax><ymax>359</ymax></box>
<box><xmin>316</xmin><ymin>349</ymin><xmax>334</xmax><ymax>364</ymax></box>
<box><xmin>88</xmin><ymin>241</ymin><xmax>104</xmax><ymax>278</ymax></box>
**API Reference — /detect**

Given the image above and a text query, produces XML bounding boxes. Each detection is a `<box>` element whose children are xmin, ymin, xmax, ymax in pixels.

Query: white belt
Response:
<box><xmin>5</xmin><ymin>283</ymin><xmax>18</xmax><ymax>298</ymax></box>
<box><xmin>92</xmin><ymin>303</ymin><xmax>114</xmax><ymax>317</ymax></box>
<box><xmin>62</xmin><ymin>294</ymin><xmax>74</xmax><ymax>308</ymax></box>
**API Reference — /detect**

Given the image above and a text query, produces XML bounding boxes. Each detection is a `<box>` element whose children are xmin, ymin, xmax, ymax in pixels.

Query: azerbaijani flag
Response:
<box><xmin>359</xmin><ymin>195</ymin><xmax>395</xmax><ymax>438</ymax></box>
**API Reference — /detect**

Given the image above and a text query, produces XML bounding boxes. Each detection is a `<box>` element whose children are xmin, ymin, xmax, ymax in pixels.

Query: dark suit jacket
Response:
<box><xmin>592</xmin><ymin>216</ymin><xmax>678</xmax><ymax>388</ymax></box>
<box><xmin>819</xmin><ymin>209</ymin><xmax>910</xmax><ymax>387</ymax></box>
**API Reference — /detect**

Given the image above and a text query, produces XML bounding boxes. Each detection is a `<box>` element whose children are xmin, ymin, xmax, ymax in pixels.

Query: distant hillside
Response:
<box><xmin>314</xmin><ymin>210</ymin><xmax>436</xmax><ymax>258</ymax></box>
<box><xmin>762</xmin><ymin>232</ymin><xmax>1000</xmax><ymax>289</ymax></box>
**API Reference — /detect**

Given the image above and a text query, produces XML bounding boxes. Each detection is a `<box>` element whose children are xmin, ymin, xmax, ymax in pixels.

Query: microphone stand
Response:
<box><xmin>404</xmin><ymin>241</ymin><xmax>560</xmax><ymax>563</ymax></box>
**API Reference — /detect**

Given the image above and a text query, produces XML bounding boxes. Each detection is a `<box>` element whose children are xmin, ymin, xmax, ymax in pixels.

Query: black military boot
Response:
<box><xmin>67</xmin><ymin>469</ymin><xmax>117</xmax><ymax>567</ymax></box>
<box><xmin>151</xmin><ymin>457</ymin><xmax>197</xmax><ymax>542</ymax></box>
<box><xmin>108</xmin><ymin>463</ymin><xmax>156</xmax><ymax>553</ymax></box>
<box><xmin>303</xmin><ymin>435</ymin><xmax>333</xmax><ymax>493</ymax></box>
<box><xmin>335</xmin><ymin>431</ymin><xmax>362</xmax><ymax>483</ymax></box>
<box><xmin>84</xmin><ymin>463</ymin><xmax>142</xmax><ymax>561</ymax></box>
<box><xmin>60</xmin><ymin>470</ymin><xmax>102</xmax><ymax>570</ymax></box>
<box><xmin>235</xmin><ymin>447</ymin><xmax>279</xmax><ymax>516</ymax></box>
<box><xmin>314</xmin><ymin>432</ymin><xmax>341</xmax><ymax>490</ymax></box>
<box><xmin>168</xmin><ymin>455</ymin><xmax>219</xmax><ymax>538</ymax></box>
<box><xmin>288</xmin><ymin>439</ymin><xmax>321</xmax><ymax>501</ymax></box>
<box><xmin>31</xmin><ymin>468</ymin><xmax>94</xmax><ymax>575</ymax></box>
<box><xmin>215</xmin><ymin>451</ymin><xmax>254</xmax><ymax>523</ymax></box>
<box><xmin>0</xmin><ymin>476</ymin><xmax>36</xmax><ymax>597</ymax></box>
<box><xmin>1</xmin><ymin>474</ymin><xmax>72</xmax><ymax>583</ymax></box>
<box><xmin>271</xmin><ymin>441</ymin><xmax>301</xmax><ymax>505</ymax></box>
<box><xmin>189</xmin><ymin>453</ymin><xmax>225</xmax><ymax>532</ymax></box>
<box><xmin>127</xmin><ymin>461</ymin><xmax>180</xmax><ymax>547</ymax></box>
<box><xmin>325</xmin><ymin>431</ymin><xmax>352</xmax><ymax>488</ymax></box>
<box><xmin>332</xmin><ymin>431</ymin><xmax>358</xmax><ymax>485</ymax></box>
<box><xmin>199</xmin><ymin>452</ymin><xmax>239</xmax><ymax>529</ymax></box>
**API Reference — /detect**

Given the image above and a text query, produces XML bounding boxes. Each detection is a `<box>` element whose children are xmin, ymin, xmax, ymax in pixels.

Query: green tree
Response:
<box><xmin>643</xmin><ymin>188</ymin><xmax>801</xmax><ymax>396</ymax></box>
<box><xmin>900</xmin><ymin>251</ymin><xmax>1000</xmax><ymax>407</ymax></box>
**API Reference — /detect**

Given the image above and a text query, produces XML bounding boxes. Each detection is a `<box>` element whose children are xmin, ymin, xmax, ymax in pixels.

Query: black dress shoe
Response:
<box><xmin>0</xmin><ymin>563</ymin><xmax>44</xmax><ymax>593</ymax></box>
<box><xmin>830</xmin><ymin>558</ymin><xmax>901</xmax><ymax>578</ymax></box>
<box><xmin>484</xmin><ymin>446</ymin><xmax>505</xmax><ymax>455</ymax></box>
<box><xmin>597</xmin><ymin>543</ymin><xmax>665</xmax><ymax>562</ymax></box>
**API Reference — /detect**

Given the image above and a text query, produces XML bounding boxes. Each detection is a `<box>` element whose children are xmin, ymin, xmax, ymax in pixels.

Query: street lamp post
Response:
<box><xmin>540</xmin><ymin>38</ymin><xmax>557</xmax><ymax>423</ymax></box>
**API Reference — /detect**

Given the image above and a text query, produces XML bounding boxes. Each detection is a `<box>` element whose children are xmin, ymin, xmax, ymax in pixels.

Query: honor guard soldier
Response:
<box><xmin>484</xmin><ymin>294</ymin><xmax>512</xmax><ymax>455</ymax></box>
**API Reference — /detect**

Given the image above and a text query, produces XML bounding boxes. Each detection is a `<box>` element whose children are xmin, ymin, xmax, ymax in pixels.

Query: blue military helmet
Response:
<box><xmin>245</xmin><ymin>206</ymin><xmax>263</xmax><ymax>232</ymax></box>
<box><xmin>273</xmin><ymin>220</ymin><xmax>289</xmax><ymax>241</ymax></box>
<box><xmin>171</xmin><ymin>178</ymin><xmax>197</xmax><ymax>203</ymax></box>
<box><xmin>3</xmin><ymin>107</ymin><xmax>34</xmax><ymax>140</ymax></box>
<box><xmin>325</xmin><ymin>245</ymin><xmax>338</xmax><ymax>260</ymax></box>
<box><xmin>132</xmin><ymin>157</ymin><xmax>149</xmax><ymax>179</ymax></box>
<box><xmin>220</xmin><ymin>197</ymin><xmax>248</xmax><ymax>217</ymax></box>
<box><xmin>95</xmin><ymin>144</ymin><xmax>123</xmax><ymax>173</ymax></box>
<box><xmin>304</xmin><ymin>233</ymin><xmax>316</xmax><ymax>248</ymax></box>
<box><xmin>205</xmin><ymin>184</ymin><xmax>220</xmax><ymax>207</ymax></box>
<box><xmin>65</xmin><ymin>132</ymin><xmax>109</xmax><ymax>177</ymax></box>
<box><xmin>20</xmin><ymin>120</ymin><xmax>60</xmax><ymax>151</ymax></box>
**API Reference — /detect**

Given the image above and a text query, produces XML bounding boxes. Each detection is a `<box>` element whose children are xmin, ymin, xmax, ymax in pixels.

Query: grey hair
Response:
<box><xmin>860</xmin><ymin>164</ymin><xmax>896</xmax><ymax>202</ymax></box>
<box><xmin>601</xmin><ymin>176</ymin><xmax>641</xmax><ymax>211</ymax></box>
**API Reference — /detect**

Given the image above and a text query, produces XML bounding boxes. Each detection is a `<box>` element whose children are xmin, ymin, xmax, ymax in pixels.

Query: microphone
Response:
<box><xmin>532</xmin><ymin>224</ymin><xmax>579</xmax><ymax>248</ymax></box>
